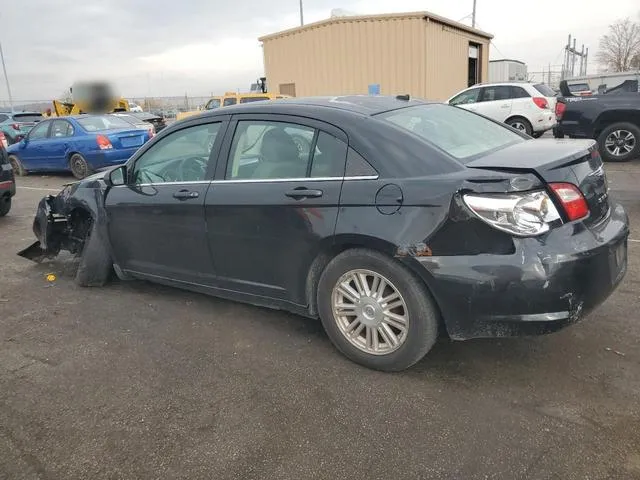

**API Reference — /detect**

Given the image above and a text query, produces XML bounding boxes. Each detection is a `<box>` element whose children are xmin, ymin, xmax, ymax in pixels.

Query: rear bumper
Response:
<box><xmin>531</xmin><ymin>112</ymin><xmax>557</xmax><ymax>133</ymax></box>
<box><xmin>84</xmin><ymin>148</ymin><xmax>139</xmax><ymax>169</ymax></box>
<box><xmin>416</xmin><ymin>203</ymin><xmax>629</xmax><ymax>340</ymax></box>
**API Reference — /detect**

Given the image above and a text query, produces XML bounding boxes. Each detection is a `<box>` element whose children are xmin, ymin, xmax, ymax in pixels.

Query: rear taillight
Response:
<box><xmin>96</xmin><ymin>134</ymin><xmax>113</xmax><ymax>150</ymax></box>
<box><xmin>549</xmin><ymin>183</ymin><xmax>589</xmax><ymax>221</ymax></box>
<box><xmin>11</xmin><ymin>123</ymin><xmax>20</xmax><ymax>130</ymax></box>
<box><xmin>463</xmin><ymin>190</ymin><xmax>561</xmax><ymax>236</ymax></box>
<box><xmin>0</xmin><ymin>132</ymin><xmax>6</xmax><ymax>148</ymax></box>
<box><xmin>532</xmin><ymin>97</ymin><xmax>549</xmax><ymax>109</ymax></box>
<box><xmin>555</xmin><ymin>102</ymin><xmax>566</xmax><ymax>120</ymax></box>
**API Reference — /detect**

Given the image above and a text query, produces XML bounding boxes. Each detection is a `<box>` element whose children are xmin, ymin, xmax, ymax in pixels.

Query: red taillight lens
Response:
<box><xmin>532</xmin><ymin>97</ymin><xmax>549</xmax><ymax>109</ymax></box>
<box><xmin>555</xmin><ymin>102</ymin><xmax>566</xmax><ymax>120</ymax></box>
<box><xmin>11</xmin><ymin>123</ymin><xmax>20</xmax><ymax>130</ymax></box>
<box><xmin>96</xmin><ymin>134</ymin><xmax>113</xmax><ymax>150</ymax></box>
<box><xmin>549</xmin><ymin>183</ymin><xmax>589</xmax><ymax>221</ymax></box>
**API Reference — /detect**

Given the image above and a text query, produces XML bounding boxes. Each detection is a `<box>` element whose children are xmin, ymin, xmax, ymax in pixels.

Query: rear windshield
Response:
<box><xmin>378</xmin><ymin>104</ymin><xmax>525</xmax><ymax>162</ymax></box>
<box><xmin>13</xmin><ymin>113</ymin><xmax>43</xmax><ymax>122</ymax></box>
<box><xmin>533</xmin><ymin>83</ymin><xmax>556</xmax><ymax>97</ymax></box>
<box><xmin>239</xmin><ymin>96</ymin><xmax>270</xmax><ymax>104</ymax></box>
<box><xmin>77</xmin><ymin>115</ymin><xmax>134</xmax><ymax>131</ymax></box>
<box><xmin>569</xmin><ymin>83</ymin><xmax>590</xmax><ymax>92</ymax></box>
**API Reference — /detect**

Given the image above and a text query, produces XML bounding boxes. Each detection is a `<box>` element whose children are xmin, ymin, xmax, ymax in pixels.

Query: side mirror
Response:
<box><xmin>106</xmin><ymin>165</ymin><xmax>127</xmax><ymax>186</ymax></box>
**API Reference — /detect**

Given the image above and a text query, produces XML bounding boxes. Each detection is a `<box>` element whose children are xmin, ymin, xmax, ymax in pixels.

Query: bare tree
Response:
<box><xmin>596</xmin><ymin>17</ymin><xmax>640</xmax><ymax>72</ymax></box>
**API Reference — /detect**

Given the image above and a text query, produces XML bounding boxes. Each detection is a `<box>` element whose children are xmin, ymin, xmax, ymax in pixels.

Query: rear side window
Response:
<box><xmin>379</xmin><ymin>104</ymin><xmax>524</xmax><ymax>162</ymax></box>
<box><xmin>533</xmin><ymin>83</ymin><xmax>556</xmax><ymax>97</ymax></box>
<box><xmin>309</xmin><ymin>131</ymin><xmax>347</xmax><ymax>178</ymax></box>
<box><xmin>345</xmin><ymin>149</ymin><xmax>377</xmax><ymax>177</ymax></box>
<box><xmin>481</xmin><ymin>86</ymin><xmax>511</xmax><ymax>101</ymax></box>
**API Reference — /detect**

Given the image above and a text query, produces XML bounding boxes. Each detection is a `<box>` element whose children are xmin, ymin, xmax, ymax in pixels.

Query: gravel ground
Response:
<box><xmin>1</xmin><ymin>164</ymin><xmax>639</xmax><ymax>480</ymax></box>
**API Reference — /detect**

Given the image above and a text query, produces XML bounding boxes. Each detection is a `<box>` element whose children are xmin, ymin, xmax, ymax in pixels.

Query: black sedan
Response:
<box><xmin>0</xmin><ymin>141</ymin><xmax>15</xmax><ymax>216</ymax></box>
<box><xmin>18</xmin><ymin>96</ymin><xmax>629</xmax><ymax>371</ymax></box>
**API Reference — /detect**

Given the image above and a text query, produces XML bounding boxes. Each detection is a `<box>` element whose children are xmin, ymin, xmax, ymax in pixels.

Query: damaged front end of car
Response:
<box><xmin>17</xmin><ymin>177</ymin><xmax>105</xmax><ymax>263</ymax></box>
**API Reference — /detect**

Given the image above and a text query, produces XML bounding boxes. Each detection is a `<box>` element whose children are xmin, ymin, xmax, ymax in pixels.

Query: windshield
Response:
<box><xmin>77</xmin><ymin>115</ymin><xmax>135</xmax><ymax>131</ymax></box>
<box><xmin>378</xmin><ymin>104</ymin><xmax>525</xmax><ymax>162</ymax></box>
<box><xmin>12</xmin><ymin>113</ymin><xmax>43</xmax><ymax>123</ymax></box>
<box><xmin>533</xmin><ymin>84</ymin><xmax>556</xmax><ymax>97</ymax></box>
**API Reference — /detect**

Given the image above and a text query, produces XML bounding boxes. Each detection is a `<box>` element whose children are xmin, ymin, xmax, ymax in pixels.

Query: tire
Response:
<box><xmin>532</xmin><ymin>132</ymin><xmax>544</xmax><ymax>139</ymax></box>
<box><xmin>597</xmin><ymin>122</ymin><xmax>640</xmax><ymax>163</ymax></box>
<box><xmin>8</xmin><ymin>155</ymin><xmax>27</xmax><ymax>176</ymax></box>
<box><xmin>69</xmin><ymin>153</ymin><xmax>93</xmax><ymax>179</ymax></box>
<box><xmin>74</xmin><ymin>221</ymin><xmax>113</xmax><ymax>287</ymax></box>
<box><xmin>553</xmin><ymin>127</ymin><xmax>565</xmax><ymax>139</ymax></box>
<box><xmin>506</xmin><ymin>117</ymin><xmax>533</xmax><ymax>136</ymax></box>
<box><xmin>316</xmin><ymin>248</ymin><xmax>439</xmax><ymax>372</ymax></box>
<box><xmin>0</xmin><ymin>195</ymin><xmax>10</xmax><ymax>217</ymax></box>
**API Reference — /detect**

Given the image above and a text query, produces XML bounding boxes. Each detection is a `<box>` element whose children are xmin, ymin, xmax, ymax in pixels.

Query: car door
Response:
<box><xmin>105</xmin><ymin>118</ymin><xmax>228</xmax><ymax>284</ymax></box>
<box><xmin>477</xmin><ymin>85</ymin><xmax>513</xmax><ymax>121</ymax></box>
<box><xmin>17</xmin><ymin>120</ymin><xmax>51</xmax><ymax>170</ymax></box>
<box><xmin>448</xmin><ymin>87</ymin><xmax>482</xmax><ymax>113</ymax></box>
<box><xmin>205</xmin><ymin>115</ymin><xmax>348</xmax><ymax>304</ymax></box>
<box><xmin>46</xmin><ymin>119</ymin><xmax>75</xmax><ymax>169</ymax></box>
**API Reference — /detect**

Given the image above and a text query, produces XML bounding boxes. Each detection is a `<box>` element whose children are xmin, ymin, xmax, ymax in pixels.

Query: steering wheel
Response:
<box><xmin>177</xmin><ymin>156</ymin><xmax>208</xmax><ymax>182</ymax></box>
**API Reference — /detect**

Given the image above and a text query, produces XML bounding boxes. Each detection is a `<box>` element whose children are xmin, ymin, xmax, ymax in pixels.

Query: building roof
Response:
<box><xmin>258</xmin><ymin>11</ymin><xmax>493</xmax><ymax>42</ymax></box>
<box><xmin>489</xmin><ymin>59</ymin><xmax>526</xmax><ymax>65</ymax></box>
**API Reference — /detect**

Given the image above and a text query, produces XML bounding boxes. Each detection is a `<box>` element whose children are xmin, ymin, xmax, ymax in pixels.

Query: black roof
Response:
<box><xmin>205</xmin><ymin>95</ymin><xmax>431</xmax><ymax>117</ymax></box>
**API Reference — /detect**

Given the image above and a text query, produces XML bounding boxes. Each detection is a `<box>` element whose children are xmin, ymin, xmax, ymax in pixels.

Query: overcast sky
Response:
<box><xmin>1</xmin><ymin>0</ymin><xmax>638</xmax><ymax>102</ymax></box>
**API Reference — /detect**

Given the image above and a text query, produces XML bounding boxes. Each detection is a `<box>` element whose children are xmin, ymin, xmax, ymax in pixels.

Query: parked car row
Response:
<box><xmin>0</xmin><ymin>111</ymin><xmax>44</xmax><ymax>144</ymax></box>
<box><xmin>16</xmin><ymin>95</ymin><xmax>628</xmax><ymax>371</ymax></box>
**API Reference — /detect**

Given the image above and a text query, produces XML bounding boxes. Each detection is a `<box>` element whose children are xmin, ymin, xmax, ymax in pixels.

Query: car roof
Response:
<box><xmin>200</xmin><ymin>95</ymin><xmax>432</xmax><ymax>117</ymax></box>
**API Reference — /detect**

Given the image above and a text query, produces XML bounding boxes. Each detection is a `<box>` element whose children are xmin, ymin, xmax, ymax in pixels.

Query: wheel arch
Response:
<box><xmin>593</xmin><ymin>111</ymin><xmax>640</xmax><ymax>138</ymax></box>
<box><xmin>304</xmin><ymin>234</ymin><xmax>448</xmax><ymax>334</ymax></box>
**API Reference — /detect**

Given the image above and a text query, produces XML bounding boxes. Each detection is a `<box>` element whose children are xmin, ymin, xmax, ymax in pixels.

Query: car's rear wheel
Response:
<box><xmin>69</xmin><ymin>153</ymin><xmax>92</xmax><ymax>179</ymax></box>
<box><xmin>0</xmin><ymin>195</ymin><xmax>11</xmax><ymax>217</ymax></box>
<box><xmin>506</xmin><ymin>117</ymin><xmax>533</xmax><ymax>136</ymax></box>
<box><xmin>317</xmin><ymin>249</ymin><xmax>439</xmax><ymax>371</ymax></box>
<box><xmin>597</xmin><ymin>122</ymin><xmax>640</xmax><ymax>162</ymax></box>
<box><xmin>8</xmin><ymin>155</ymin><xmax>26</xmax><ymax>176</ymax></box>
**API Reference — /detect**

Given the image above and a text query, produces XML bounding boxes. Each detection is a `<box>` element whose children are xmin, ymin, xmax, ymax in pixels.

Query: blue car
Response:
<box><xmin>7</xmin><ymin>114</ymin><xmax>151</xmax><ymax>179</ymax></box>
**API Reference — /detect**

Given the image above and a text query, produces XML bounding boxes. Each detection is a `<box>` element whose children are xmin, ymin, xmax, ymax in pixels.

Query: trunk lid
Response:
<box><xmin>466</xmin><ymin>139</ymin><xmax>610</xmax><ymax>225</ymax></box>
<box><xmin>102</xmin><ymin>128</ymin><xmax>148</xmax><ymax>149</ymax></box>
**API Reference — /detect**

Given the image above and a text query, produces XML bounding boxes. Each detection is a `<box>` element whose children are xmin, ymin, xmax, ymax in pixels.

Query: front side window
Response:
<box><xmin>132</xmin><ymin>123</ymin><xmax>221</xmax><ymax>184</ymax></box>
<box><xmin>223</xmin><ymin>97</ymin><xmax>237</xmax><ymax>107</ymax></box>
<box><xmin>379</xmin><ymin>104</ymin><xmax>524</xmax><ymax>162</ymax></box>
<box><xmin>28</xmin><ymin>121</ymin><xmax>49</xmax><ymax>140</ymax></box>
<box><xmin>51</xmin><ymin>120</ymin><xmax>74</xmax><ymax>137</ymax></box>
<box><xmin>449</xmin><ymin>88</ymin><xmax>480</xmax><ymax>105</ymax></box>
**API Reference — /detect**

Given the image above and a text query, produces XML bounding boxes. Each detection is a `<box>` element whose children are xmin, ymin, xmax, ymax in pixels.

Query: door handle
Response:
<box><xmin>173</xmin><ymin>189</ymin><xmax>199</xmax><ymax>200</ymax></box>
<box><xmin>285</xmin><ymin>187</ymin><xmax>323</xmax><ymax>199</ymax></box>
<box><xmin>500</xmin><ymin>104</ymin><xmax>510</xmax><ymax>109</ymax></box>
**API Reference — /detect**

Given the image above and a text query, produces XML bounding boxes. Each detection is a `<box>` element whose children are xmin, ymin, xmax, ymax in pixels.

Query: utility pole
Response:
<box><xmin>562</xmin><ymin>34</ymin><xmax>588</xmax><ymax>79</ymax></box>
<box><xmin>299</xmin><ymin>0</ymin><xmax>304</xmax><ymax>26</ymax></box>
<box><xmin>0</xmin><ymin>39</ymin><xmax>14</xmax><ymax>113</ymax></box>
<box><xmin>471</xmin><ymin>0</ymin><xmax>477</xmax><ymax>28</ymax></box>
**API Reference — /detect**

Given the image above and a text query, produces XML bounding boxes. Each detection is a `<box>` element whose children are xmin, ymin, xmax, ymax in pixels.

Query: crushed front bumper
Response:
<box><xmin>17</xmin><ymin>195</ymin><xmax>69</xmax><ymax>262</ymax></box>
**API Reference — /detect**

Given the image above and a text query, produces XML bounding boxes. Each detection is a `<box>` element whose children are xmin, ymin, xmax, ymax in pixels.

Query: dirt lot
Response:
<box><xmin>1</xmin><ymin>165</ymin><xmax>640</xmax><ymax>480</ymax></box>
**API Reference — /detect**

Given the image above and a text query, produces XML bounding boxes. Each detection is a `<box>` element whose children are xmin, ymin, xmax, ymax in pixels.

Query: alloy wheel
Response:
<box><xmin>331</xmin><ymin>269</ymin><xmax>409</xmax><ymax>355</ymax></box>
<box><xmin>604</xmin><ymin>130</ymin><xmax>636</xmax><ymax>157</ymax></box>
<box><xmin>510</xmin><ymin>121</ymin><xmax>527</xmax><ymax>132</ymax></box>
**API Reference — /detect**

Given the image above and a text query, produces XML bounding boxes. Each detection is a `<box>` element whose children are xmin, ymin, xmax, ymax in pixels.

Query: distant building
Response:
<box><xmin>259</xmin><ymin>11</ymin><xmax>493</xmax><ymax>101</ymax></box>
<box><xmin>489</xmin><ymin>59</ymin><xmax>528</xmax><ymax>83</ymax></box>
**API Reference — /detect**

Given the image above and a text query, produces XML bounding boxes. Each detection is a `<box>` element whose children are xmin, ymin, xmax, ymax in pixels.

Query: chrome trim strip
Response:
<box><xmin>117</xmin><ymin>176</ymin><xmax>379</xmax><ymax>187</ymax></box>
<box><xmin>484</xmin><ymin>311</ymin><xmax>570</xmax><ymax>322</ymax></box>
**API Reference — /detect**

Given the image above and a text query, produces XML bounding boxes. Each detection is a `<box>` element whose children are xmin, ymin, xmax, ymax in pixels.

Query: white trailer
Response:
<box><xmin>566</xmin><ymin>71</ymin><xmax>640</xmax><ymax>94</ymax></box>
<box><xmin>489</xmin><ymin>59</ymin><xmax>528</xmax><ymax>83</ymax></box>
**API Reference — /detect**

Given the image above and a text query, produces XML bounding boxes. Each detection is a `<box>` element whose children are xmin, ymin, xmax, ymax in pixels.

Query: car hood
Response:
<box><xmin>62</xmin><ymin>167</ymin><xmax>113</xmax><ymax>189</ymax></box>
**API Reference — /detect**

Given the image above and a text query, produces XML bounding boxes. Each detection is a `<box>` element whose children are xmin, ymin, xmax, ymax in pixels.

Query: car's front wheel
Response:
<box><xmin>597</xmin><ymin>122</ymin><xmax>640</xmax><ymax>162</ymax></box>
<box><xmin>317</xmin><ymin>249</ymin><xmax>439</xmax><ymax>371</ymax></box>
<box><xmin>0</xmin><ymin>195</ymin><xmax>11</xmax><ymax>217</ymax></box>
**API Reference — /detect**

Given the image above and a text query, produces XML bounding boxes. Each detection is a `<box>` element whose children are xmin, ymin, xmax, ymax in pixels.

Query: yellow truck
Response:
<box><xmin>48</xmin><ymin>82</ymin><xmax>130</xmax><ymax>117</ymax></box>
<box><xmin>176</xmin><ymin>92</ymin><xmax>289</xmax><ymax>121</ymax></box>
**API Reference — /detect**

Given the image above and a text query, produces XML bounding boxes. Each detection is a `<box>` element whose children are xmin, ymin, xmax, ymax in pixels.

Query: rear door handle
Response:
<box><xmin>173</xmin><ymin>189</ymin><xmax>199</xmax><ymax>200</ymax></box>
<box><xmin>285</xmin><ymin>188</ymin><xmax>323</xmax><ymax>199</ymax></box>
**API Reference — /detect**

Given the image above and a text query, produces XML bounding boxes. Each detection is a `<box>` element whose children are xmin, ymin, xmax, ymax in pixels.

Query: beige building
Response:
<box><xmin>259</xmin><ymin>11</ymin><xmax>493</xmax><ymax>101</ymax></box>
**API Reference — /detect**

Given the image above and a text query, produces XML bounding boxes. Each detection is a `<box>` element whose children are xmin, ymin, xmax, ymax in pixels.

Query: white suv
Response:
<box><xmin>447</xmin><ymin>82</ymin><xmax>557</xmax><ymax>137</ymax></box>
